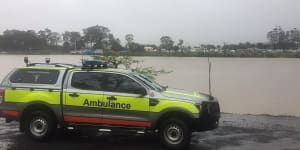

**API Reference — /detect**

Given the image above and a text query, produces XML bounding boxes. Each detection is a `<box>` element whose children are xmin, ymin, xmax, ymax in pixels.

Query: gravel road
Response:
<box><xmin>1</xmin><ymin>113</ymin><xmax>300</xmax><ymax>150</ymax></box>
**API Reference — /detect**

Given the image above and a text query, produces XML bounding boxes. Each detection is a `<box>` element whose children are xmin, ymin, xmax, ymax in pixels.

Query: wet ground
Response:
<box><xmin>1</xmin><ymin>113</ymin><xmax>300</xmax><ymax>150</ymax></box>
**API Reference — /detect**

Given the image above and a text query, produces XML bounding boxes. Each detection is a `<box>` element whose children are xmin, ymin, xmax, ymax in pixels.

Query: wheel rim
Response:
<box><xmin>30</xmin><ymin>117</ymin><xmax>48</xmax><ymax>137</ymax></box>
<box><xmin>163</xmin><ymin>123</ymin><xmax>183</xmax><ymax>145</ymax></box>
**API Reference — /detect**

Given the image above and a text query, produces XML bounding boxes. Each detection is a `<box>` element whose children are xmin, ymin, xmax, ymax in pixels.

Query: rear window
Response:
<box><xmin>71</xmin><ymin>72</ymin><xmax>105</xmax><ymax>91</ymax></box>
<box><xmin>10</xmin><ymin>69</ymin><xmax>59</xmax><ymax>84</ymax></box>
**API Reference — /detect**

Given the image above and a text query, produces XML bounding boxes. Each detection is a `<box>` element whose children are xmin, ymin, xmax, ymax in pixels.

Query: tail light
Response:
<box><xmin>0</xmin><ymin>88</ymin><xmax>5</xmax><ymax>104</ymax></box>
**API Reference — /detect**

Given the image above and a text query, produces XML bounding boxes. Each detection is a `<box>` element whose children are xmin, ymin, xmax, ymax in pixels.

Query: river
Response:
<box><xmin>0</xmin><ymin>55</ymin><xmax>299</xmax><ymax>117</ymax></box>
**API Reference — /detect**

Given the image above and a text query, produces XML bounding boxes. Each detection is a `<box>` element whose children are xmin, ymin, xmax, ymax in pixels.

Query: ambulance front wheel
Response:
<box><xmin>159</xmin><ymin>118</ymin><xmax>191</xmax><ymax>150</ymax></box>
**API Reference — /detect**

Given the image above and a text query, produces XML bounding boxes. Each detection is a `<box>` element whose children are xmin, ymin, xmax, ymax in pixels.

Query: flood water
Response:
<box><xmin>0</xmin><ymin>55</ymin><xmax>299</xmax><ymax>117</ymax></box>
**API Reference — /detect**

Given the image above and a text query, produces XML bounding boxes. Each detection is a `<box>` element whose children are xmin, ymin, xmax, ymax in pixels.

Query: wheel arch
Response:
<box><xmin>19</xmin><ymin>101</ymin><xmax>58</xmax><ymax>132</ymax></box>
<box><xmin>153</xmin><ymin>107</ymin><xmax>195</xmax><ymax>129</ymax></box>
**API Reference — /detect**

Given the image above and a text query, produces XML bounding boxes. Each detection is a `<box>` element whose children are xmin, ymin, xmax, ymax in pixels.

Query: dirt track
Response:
<box><xmin>1</xmin><ymin>113</ymin><xmax>300</xmax><ymax>150</ymax></box>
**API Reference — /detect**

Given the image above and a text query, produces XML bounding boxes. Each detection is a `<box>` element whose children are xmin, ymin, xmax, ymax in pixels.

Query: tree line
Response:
<box><xmin>0</xmin><ymin>25</ymin><xmax>299</xmax><ymax>54</ymax></box>
<box><xmin>0</xmin><ymin>25</ymin><xmax>123</xmax><ymax>53</ymax></box>
<box><xmin>202</xmin><ymin>26</ymin><xmax>300</xmax><ymax>51</ymax></box>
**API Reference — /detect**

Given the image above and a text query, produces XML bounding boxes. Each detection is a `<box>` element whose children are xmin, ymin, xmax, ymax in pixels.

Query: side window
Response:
<box><xmin>103</xmin><ymin>73</ymin><xmax>146</xmax><ymax>94</ymax></box>
<box><xmin>10</xmin><ymin>69</ymin><xmax>59</xmax><ymax>84</ymax></box>
<box><xmin>71</xmin><ymin>72</ymin><xmax>104</xmax><ymax>91</ymax></box>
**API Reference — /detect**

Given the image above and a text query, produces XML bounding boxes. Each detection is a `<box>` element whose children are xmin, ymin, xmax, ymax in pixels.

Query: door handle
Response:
<box><xmin>149</xmin><ymin>98</ymin><xmax>159</xmax><ymax>106</ymax></box>
<box><xmin>69</xmin><ymin>93</ymin><xmax>79</xmax><ymax>97</ymax></box>
<box><xmin>107</xmin><ymin>96</ymin><xmax>117</xmax><ymax>101</ymax></box>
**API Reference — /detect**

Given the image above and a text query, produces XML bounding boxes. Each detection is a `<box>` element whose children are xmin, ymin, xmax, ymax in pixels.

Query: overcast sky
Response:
<box><xmin>0</xmin><ymin>0</ymin><xmax>300</xmax><ymax>46</ymax></box>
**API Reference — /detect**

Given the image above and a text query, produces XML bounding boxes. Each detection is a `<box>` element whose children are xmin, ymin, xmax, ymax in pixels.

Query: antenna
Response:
<box><xmin>45</xmin><ymin>58</ymin><xmax>50</xmax><ymax>64</ymax></box>
<box><xmin>207</xmin><ymin>49</ymin><xmax>213</xmax><ymax>100</ymax></box>
<box><xmin>24</xmin><ymin>57</ymin><xmax>29</xmax><ymax>66</ymax></box>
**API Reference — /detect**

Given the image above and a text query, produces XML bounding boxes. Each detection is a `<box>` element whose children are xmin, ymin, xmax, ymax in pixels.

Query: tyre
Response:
<box><xmin>159</xmin><ymin>118</ymin><xmax>191</xmax><ymax>150</ymax></box>
<box><xmin>24</xmin><ymin>110</ymin><xmax>56</xmax><ymax>141</ymax></box>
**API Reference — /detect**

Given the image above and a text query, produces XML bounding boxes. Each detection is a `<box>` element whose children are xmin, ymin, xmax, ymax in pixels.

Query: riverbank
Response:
<box><xmin>1</xmin><ymin>113</ymin><xmax>300</xmax><ymax>150</ymax></box>
<box><xmin>2</xmin><ymin>50</ymin><xmax>300</xmax><ymax>58</ymax></box>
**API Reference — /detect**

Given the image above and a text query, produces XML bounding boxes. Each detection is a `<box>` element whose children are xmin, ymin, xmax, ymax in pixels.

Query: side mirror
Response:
<box><xmin>135</xmin><ymin>88</ymin><xmax>147</xmax><ymax>97</ymax></box>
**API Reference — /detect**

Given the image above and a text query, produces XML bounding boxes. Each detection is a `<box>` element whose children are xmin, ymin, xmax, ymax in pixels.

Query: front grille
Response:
<box><xmin>200</xmin><ymin>101</ymin><xmax>220</xmax><ymax>117</ymax></box>
<box><xmin>195</xmin><ymin>101</ymin><xmax>221</xmax><ymax>131</ymax></box>
<box><xmin>207</xmin><ymin>102</ymin><xmax>220</xmax><ymax>114</ymax></box>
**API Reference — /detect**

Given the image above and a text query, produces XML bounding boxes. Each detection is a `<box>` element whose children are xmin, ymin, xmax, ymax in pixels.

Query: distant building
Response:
<box><xmin>95</xmin><ymin>49</ymin><xmax>103</xmax><ymax>54</ymax></box>
<box><xmin>70</xmin><ymin>49</ymin><xmax>103</xmax><ymax>55</ymax></box>
<box><xmin>144</xmin><ymin>46</ymin><xmax>157</xmax><ymax>52</ymax></box>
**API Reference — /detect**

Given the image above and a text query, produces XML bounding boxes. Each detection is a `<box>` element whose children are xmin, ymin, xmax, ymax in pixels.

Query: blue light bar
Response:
<box><xmin>82</xmin><ymin>60</ymin><xmax>106</xmax><ymax>69</ymax></box>
<box><xmin>83</xmin><ymin>60</ymin><xmax>103</xmax><ymax>66</ymax></box>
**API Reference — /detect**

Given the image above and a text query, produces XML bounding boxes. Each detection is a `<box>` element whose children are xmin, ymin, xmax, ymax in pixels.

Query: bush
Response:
<box><xmin>91</xmin><ymin>54</ymin><xmax>171</xmax><ymax>79</ymax></box>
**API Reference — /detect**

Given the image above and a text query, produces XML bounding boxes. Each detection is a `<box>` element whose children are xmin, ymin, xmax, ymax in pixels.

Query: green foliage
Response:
<box><xmin>83</xmin><ymin>25</ymin><xmax>110</xmax><ymax>49</ymax></box>
<box><xmin>62</xmin><ymin>31</ymin><xmax>82</xmax><ymax>50</ymax></box>
<box><xmin>108</xmin><ymin>34</ymin><xmax>123</xmax><ymax>51</ymax></box>
<box><xmin>92</xmin><ymin>54</ymin><xmax>171</xmax><ymax>79</ymax></box>
<box><xmin>1</xmin><ymin>25</ymin><xmax>300</xmax><ymax>57</ymax></box>
<box><xmin>124</xmin><ymin>34</ymin><xmax>145</xmax><ymax>53</ymax></box>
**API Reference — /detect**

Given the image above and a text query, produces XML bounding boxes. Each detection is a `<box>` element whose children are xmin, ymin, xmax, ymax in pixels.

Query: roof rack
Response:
<box><xmin>24</xmin><ymin>57</ymin><xmax>77</xmax><ymax>69</ymax></box>
<box><xmin>52</xmin><ymin>63</ymin><xmax>78</xmax><ymax>68</ymax></box>
<box><xmin>27</xmin><ymin>63</ymin><xmax>77</xmax><ymax>69</ymax></box>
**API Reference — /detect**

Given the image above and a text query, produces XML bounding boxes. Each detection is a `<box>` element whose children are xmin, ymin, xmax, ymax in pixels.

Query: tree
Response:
<box><xmin>38</xmin><ymin>28</ymin><xmax>52</xmax><ymax>47</ymax></box>
<box><xmin>0</xmin><ymin>35</ymin><xmax>3</xmax><ymax>50</ymax></box>
<box><xmin>267</xmin><ymin>26</ymin><xmax>287</xmax><ymax>49</ymax></box>
<box><xmin>125</xmin><ymin>34</ymin><xmax>134</xmax><ymax>45</ymax></box>
<box><xmin>124</xmin><ymin>34</ymin><xmax>145</xmax><ymax>53</ymax></box>
<box><xmin>177</xmin><ymin>39</ymin><xmax>184</xmax><ymax>53</ymax></box>
<box><xmin>1</xmin><ymin>30</ymin><xmax>42</xmax><ymax>51</ymax></box>
<box><xmin>160</xmin><ymin>36</ymin><xmax>174</xmax><ymax>54</ymax></box>
<box><xmin>286</xmin><ymin>28</ymin><xmax>300</xmax><ymax>49</ymax></box>
<box><xmin>255</xmin><ymin>42</ymin><xmax>270</xmax><ymax>49</ymax></box>
<box><xmin>63</xmin><ymin>31</ymin><xmax>81</xmax><ymax>50</ymax></box>
<box><xmin>83</xmin><ymin>25</ymin><xmax>110</xmax><ymax>49</ymax></box>
<box><xmin>108</xmin><ymin>34</ymin><xmax>123</xmax><ymax>51</ymax></box>
<box><xmin>125</xmin><ymin>34</ymin><xmax>134</xmax><ymax>51</ymax></box>
<box><xmin>130</xmin><ymin>43</ymin><xmax>145</xmax><ymax>53</ymax></box>
<box><xmin>201</xmin><ymin>44</ymin><xmax>216</xmax><ymax>53</ymax></box>
<box><xmin>48</xmin><ymin>32</ymin><xmax>61</xmax><ymax>47</ymax></box>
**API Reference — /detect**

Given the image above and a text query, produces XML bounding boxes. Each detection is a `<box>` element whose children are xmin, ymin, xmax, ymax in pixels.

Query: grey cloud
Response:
<box><xmin>0</xmin><ymin>0</ymin><xmax>299</xmax><ymax>45</ymax></box>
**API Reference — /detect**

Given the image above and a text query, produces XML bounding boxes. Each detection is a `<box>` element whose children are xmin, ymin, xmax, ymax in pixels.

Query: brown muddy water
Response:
<box><xmin>0</xmin><ymin>55</ymin><xmax>299</xmax><ymax>117</ymax></box>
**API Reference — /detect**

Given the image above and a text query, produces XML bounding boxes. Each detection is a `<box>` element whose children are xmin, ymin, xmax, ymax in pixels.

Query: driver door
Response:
<box><xmin>100</xmin><ymin>73</ymin><xmax>152</xmax><ymax>128</ymax></box>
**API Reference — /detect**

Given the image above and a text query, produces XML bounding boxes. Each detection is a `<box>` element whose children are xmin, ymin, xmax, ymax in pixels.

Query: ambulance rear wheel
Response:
<box><xmin>159</xmin><ymin>118</ymin><xmax>191</xmax><ymax>150</ymax></box>
<box><xmin>24</xmin><ymin>110</ymin><xmax>56</xmax><ymax>141</ymax></box>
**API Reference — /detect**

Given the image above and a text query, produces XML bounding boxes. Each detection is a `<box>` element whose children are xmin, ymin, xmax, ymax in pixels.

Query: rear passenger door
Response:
<box><xmin>63</xmin><ymin>71</ymin><xmax>104</xmax><ymax>124</ymax></box>
<box><xmin>100</xmin><ymin>73</ymin><xmax>151</xmax><ymax>128</ymax></box>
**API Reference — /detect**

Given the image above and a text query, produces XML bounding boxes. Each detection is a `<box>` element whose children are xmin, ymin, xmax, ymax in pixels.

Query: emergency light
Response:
<box><xmin>82</xmin><ymin>60</ymin><xmax>107</xmax><ymax>69</ymax></box>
